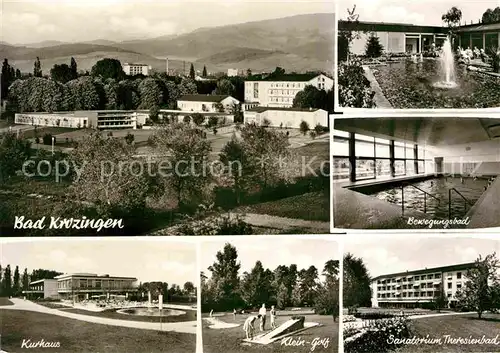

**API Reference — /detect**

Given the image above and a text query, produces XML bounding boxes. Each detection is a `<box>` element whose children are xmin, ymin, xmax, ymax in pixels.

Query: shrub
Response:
<box><xmin>338</xmin><ymin>61</ymin><xmax>376</xmax><ymax>108</ymax></box>
<box><xmin>42</xmin><ymin>133</ymin><xmax>53</xmax><ymax>145</ymax></box>
<box><xmin>299</xmin><ymin>121</ymin><xmax>310</xmax><ymax>135</ymax></box>
<box><xmin>262</xmin><ymin>118</ymin><xmax>271</xmax><ymax>127</ymax></box>
<box><xmin>344</xmin><ymin>317</ymin><xmax>412</xmax><ymax>353</ymax></box>
<box><xmin>343</xmin><ymin>315</ymin><xmax>358</xmax><ymax>322</ymax></box>
<box><xmin>183</xmin><ymin>115</ymin><xmax>191</xmax><ymax>124</ymax></box>
<box><xmin>125</xmin><ymin>132</ymin><xmax>135</xmax><ymax>145</ymax></box>
<box><xmin>353</xmin><ymin>312</ymin><xmax>395</xmax><ymax>320</ymax></box>
<box><xmin>365</xmin><ymin>34</ymin><xmax>384</xmax><ymax>58</ymax></box>
<box><xmin>178</xmin><ymin>213</ymin><xmax>253</xmax><ymax>235</ymax></box>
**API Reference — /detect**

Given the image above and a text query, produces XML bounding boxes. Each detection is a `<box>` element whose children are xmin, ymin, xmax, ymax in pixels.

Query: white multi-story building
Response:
<box><xmin>371</xmin><ymin>262</ymin><xmax>478</xmax><ymax>309</ymax></box>
<box><xmin>177</xmin><ymin>94</ymin><xmax>240</xmax><ymax>113</ymax></box>
<box><xmin>15</xmin><ymin>110</ymin><xmax>149</xmax><ymax>130</ymax></box>
<box><xmin>123</xmin><ymin>63</ymin><xmax>151</xmax><ymax>76</ymax></box>
<box><xmin>244</xmin><ymin>73</ymin><xmax>333</xmax><ymax>108</ymax></box>
<box><xmin>244</xmin><ymin>107</ymin><xmax>328</xmax><ymax>129</ymax></box>
<box><xmin>23</xmin><ymin>273</ymin><xmax>138</xmax><ymax>301</ymax></box>
<box><xmin>227</xmin><ymin>68</ymin><xmax>242</xmax><ymax>77</ymax></box>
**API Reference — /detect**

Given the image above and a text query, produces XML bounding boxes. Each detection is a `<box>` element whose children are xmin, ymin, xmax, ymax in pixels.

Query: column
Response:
<box><xmin>414</xmin><ymin>144</ymin><xmax>418</xmax><ymax>174</ymax></box>
<box><xmin>349</xmin><ymin>132</ymin><xmax>356</xmax><ymax>182</ymax></box>
<box><xmin>419</xmin><ymin>34</ymin><xmax>422</xmax><ymax>53</ymax></box>
<box><xmin>483</xmin><ymin>32</ymin><xmax>486</xmax><ymax>50</ymax></box>
<box><xmin>390</xmin><ymin>140</ymin><xmax>395</xmax><ymax>177</ymax></box>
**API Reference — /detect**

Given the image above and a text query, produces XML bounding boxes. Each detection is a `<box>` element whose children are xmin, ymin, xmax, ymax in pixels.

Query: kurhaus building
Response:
<box><xmin>371</xmin><ymin>262</ymin><xmax>477</xmax><ymax>309</ymax></box>
<box><xmin>340</xmin><ymin>20</ymin><xmax>500</xmax><ymax>54</ymax></box>
<box><xmin>23</xmin><ymin>273</ymin><xmax>138</xmax><ymax>301</ymax></box>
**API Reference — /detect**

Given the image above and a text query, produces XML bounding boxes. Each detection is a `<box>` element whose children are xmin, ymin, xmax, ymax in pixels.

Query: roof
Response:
<box><xmin>55</xmin><ymin>273</ymin><xmax>137</xmax><ymax>280</ymax></box>
<box><xmin>246</xmin><ymin>73</ymin><xmax>326</xmax><ymax>82</ymax></box>
<box><xmin>457</xmin><ymin>21</ymin><xmax>500</xmax><ymax>33</ymax></box>
<box><xmin>247</xmin><ymin>107</ymin><xmax>325</xmax><ymax>113</ymax></box>
<box><xmin>178</xmin><ymin>94</ymin><xmax>232</xmax><ymax>103</ymax></box>
<box><xmin>123</xmin><ymin>63</ymin><xmax>149</xmax><ymax>66</ymax></box>
<box><xmin>371</xmin><ymin>262</ymin><xmax>477</xmax><ymax>282</ymax></box>
<box><xmin>338</xmin><ymin>20</ymin><xmax>448</xmax><ymax>34</ymax></box>
<box><xmin>29</xmin><ymin>279</ymin><xmax>57</xmax><ymax>285</ymax></box>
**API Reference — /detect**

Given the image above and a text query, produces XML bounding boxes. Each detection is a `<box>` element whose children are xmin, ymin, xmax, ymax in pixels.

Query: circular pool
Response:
<box><xmin>117</xmin><ymin>307</ymin><xmax>186</xmax><ymax>317</ymax></box>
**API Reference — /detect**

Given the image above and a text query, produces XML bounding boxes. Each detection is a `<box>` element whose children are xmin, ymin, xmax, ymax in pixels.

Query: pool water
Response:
<box><xmin>372</xmin><ymin>60</ymin><xmax>500</xmax><ymax>108</ymax></box>
<box><xmin>370</xmin><ymin>177</ymin><xmax>490</xmax><ymax>219</ymax></box>
<box><xmin>117</xmin><ymin>307</ymin><xmax>186</xmax><ymax>317</ymax></box>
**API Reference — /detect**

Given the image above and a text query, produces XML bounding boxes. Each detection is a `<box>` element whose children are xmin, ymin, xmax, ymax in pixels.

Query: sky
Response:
<box><xmin>1</xmin><ymin>0</ymin><xmax>334</xmax><ymax>45</ymax></box>
<box><xmin>1</xmin><ymin>239</ymin><xmax>197</xmax><ymax>285</ymax></box>
<box><xmin>201</xmin><ymin>237</ymin><xmax>339</xmax><ymax>279</ymax></box>
<box><xmin>338</xmin><ymin>0</ymin><xmax>499</xmax><ymax>26</ymax></box>
<box><xmin>344</xmin><ymin>236</ymin><xmax>500</xmax><ymax>278</ymax></box>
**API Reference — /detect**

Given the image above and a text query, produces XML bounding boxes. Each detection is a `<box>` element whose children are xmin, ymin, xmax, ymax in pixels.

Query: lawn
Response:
<box><xmin>235</xmin><ymin>191</ymin><xmax>330</xmax><ymax>222</ymax></box>
<box><xmin>0</xmin><ymin>297</ymin><xmax>14</xmax><ymax>306</ymax></box>
<box><xmin>202</xmin><ymin>312</ymin><xmax>339</xmax><ymax>353</ymax></box>
<box><xmin>19</xmin><ymin>127</ymin><xmax>77</xmax><ymax>139</ymax></box>
<box><xmin>0</xmin><ymin>309</ymin><xmax>195</xmax><ymax>353</ymax></box>
<box><xmin>397</xmin><ymin>313</ymin><xmax>500</xmax><ymax>353</ymax></box>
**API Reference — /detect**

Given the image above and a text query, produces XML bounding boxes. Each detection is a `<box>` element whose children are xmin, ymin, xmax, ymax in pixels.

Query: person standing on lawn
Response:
<box><xmin>258</xmin><ymin>304</ymin><xmax>267</xmax><ymax>331</ymax></box>
<box><xmin>243</xmin><ymin>314</ymin><xmax>261</xmax><ymax>340</ymax></box>
<box><xmin>270</xmin><ymin>305</ymin><xmax>277</xmax><ymax>329</ymax></box>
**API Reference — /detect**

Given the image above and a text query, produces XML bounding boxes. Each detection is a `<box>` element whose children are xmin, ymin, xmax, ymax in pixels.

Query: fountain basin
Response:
<box><xmin>117</xmin><ymin>307</ymin><xmax>186</xmax><ymax>317</ymax></box>
<box><xmin>433</xmin><ymin>81</ymin><xmax>458</xmax><ymax>89</ymax></box>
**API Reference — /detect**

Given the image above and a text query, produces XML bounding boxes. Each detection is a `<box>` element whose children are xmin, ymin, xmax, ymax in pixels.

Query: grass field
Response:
<box><xmin>0</xmin><ymin>297</ymin><xmax>14</xmax><ymax>306</ymax></box>
<box><xmin>19</xmin><ymin>127</ymin><xmax>77</xmax><ymax>139</ymax></box>
<box><xmin>202</xmin><ymin>312</ymin><xmax>338</xmax><ymax>353</ymax></box>
<box><xmin>0</xmin><ymin>309</ymin><xmax>195</xmax><ymax>353</ymax></box>
<box><xmin>235</xmin><ymin>191</ymin><xmax>330</xmax><ymax>221</ymax></box>
<box><xmin>397</xmin><ymin>313</ymin><xmax>500</xmax><ymax>353</ymax></box>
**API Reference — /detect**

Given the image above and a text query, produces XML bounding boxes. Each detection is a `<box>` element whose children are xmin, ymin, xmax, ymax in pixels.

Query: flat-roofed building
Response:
<box><xmin>244</xmin><ymin>106</ymin><xmax>328</xmax><ymax>129</ymax></box>
<box><xmin>23</xmin><ymin>279</ymin><xmax>59</xmax><ymax>299</ymax></box>
<box><xmin>244</xmin><ymin>73</ymin><xmax>333</xmax><ymax>108</ymax></box>
<box><xmin>371</xmin><ymin>262</ymin><xmax>478</xmax><ymax>309</ymax></box>
<box><xmin>123</xmin><ymin>63</ymin><xmax>151</xmax><ymax>76</ymax></box>
<box><xmin>177</xmin><ymin>94</ymin><xmax>240</xmax><ymax>113</ymax></box>
<box><xmin>55</xmin><ymin>273</ymin><xmax>138</xmax><ymax>302</ymax></box>
<box><xmin>457</xmin><ymin>22</ymin><xmax>500</xmax><ymax>51</ymax></box>
<box><xmin>15</xmin><ymin>110</ymin><xmax>149</xmax><ymax>130</ymax></box>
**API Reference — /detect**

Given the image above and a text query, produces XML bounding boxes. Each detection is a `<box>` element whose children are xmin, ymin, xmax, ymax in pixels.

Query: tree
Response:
<box><xmin>191</xmin><ymin>113</ymin><xmax>205</xmax><ymax>126</ymax></box>
<box><xmin>208</xmin><ymin>243</ymin><xmax>241</xmax><ymax>310</ymax></box>
<box><xmin>456</xmin><ymin>252</ymin><xmax>499</xmax><ymax>319</ymax></box>
<box><xmin>34</xmin><ymin>57</ymin><xmax>42</xmax><ymax>77</ymax></box>
<box><xmin>125</xmin><ymin>132</ymin><xmax>135</xmax><ymax>145</ymax></box>
<box><xmin>69</xmin><ymin>132</ymin><xmax>153</xmax><ymax>218</ymax></box>
<box><xmin>246</xmin><ymin>68</ymin><xmax>252</xmax><ymax>77</ymax></box>
<box><xmin>91</xmin><ymin>58</ymin><xmax>125</xmax><ymax>80</ymax></box>
<box><xmin>442</xmin><ymin>6</ymin><xmax>463</xmax><ymax>45</ymax></box>
<box><xmin>21</xmin><ymin>268</ymin><xmax>29</xmax><ymax>294</ymax></box>
<box><xmin>13</xmin><ymin>266</ymin><xmax>20</xmax><ymax>297</ymax></box>
<box><xmin>150</xmin><ymin>122</ymin><xmax>212</xmax><ymax>209</ymax></box>
<box><xmin>67</xmin><ymin>77</ymin><xmax>100</xmax><ymax>111</ymax></box>
<box><xmin>138</xmin><ymin>78</ymin><xmax>163</xmax><ymax>110</ymax></box>
<box><xmin>50</xmin><ymin>64</ymin><xmax>74</xmax><ymax>83</ymax></box>
<box><xmin>183</xmin><ymin>281</ymin><xmax>195</xmax><ymax>294</ymax></box>
<box><xmin>343</xmin><ymin>253</ymin><xmax>372</xmax><ymax>309</ymax></box>
<box><xmin>338</xmin><ymin>5</ymin><xmax>361</xmax><ymax>62</ymax></box>
<box><xmin>70</xmin><ymin>57</ymin><xmax>78</xmax><ymax>79</ymax></box>
<box><xmin>238</xmin><ymin>123</ymin><xmax>290</xmax><ymax>189</ymax></box>
<box><xmin>299</xmin><ymin>121</ymin><xmax>310</xmax><ymax>135</ymax></box>
<box><xmin>2</xmin><ymin>265</ymin><xmax>12</xmax><ymax>297</ymax></box>
<box><xmin>293</xmin><ymin>85</ymin><xmax>329</xmax><ymax>111</ymax></box>
<box><xmin>298</xmin><ymin>266</ymin><xmax>318</xmax><ymax>306</ymax></box>
<box><xmin>219</xmin><ymin>135</ymin><xmax>254</xmax><ymax>205</ymax></box>
<box><xmin>202</xmin><ymin>65</ymin><xmax>208</xmax><ymax>77</ymax></box>
<box><xmin>0</xmin><ymin>132</ymin><xmax>32</xmax><ymax>182</ymax></box>
<box><xmin>276</xmin><ymin>282</ymin><xmax>289</xmax><ymax>310</ymax></box>
<box><xmin>213</xmin><ymin>79</ymin><xmax>235</xmax><ymax>96</ymax></box>
<box><xmin>433</xmin><ymin>287</ymin><xmax>448</xmax><ymax>313</ymax></box>
<box><xmin>15</xmin><ymin>69</ymin><xmax>21</xmax><ymax>79</ymax></box>
<box><xmin>231</xmin><ymin>103</ymin><xmax>244</xmax><ymax>123</ymax></box>
<box><xmin>482</xmin><ymin>7</ymin><xmax>500</xmax><ymax>24</ymax></box>
<box><xmin>189</xmin><ymin>63</ymin><xmax>195</xmax><ymax>79</ymax></box>
<box><xmin>1</xmin><ymin>59</ymin><xmax>15</xmax><ymax>100</ymax></box>
<box><xmin>30</xmin><ymin>269</ymin><xmax>62</xmax><ymax>282</ymax></box>
<box><xmin>240</xmin><ymin>261</ymin><xmax>273</xmax><ymax>307</ymax></box>
<box><xmin>183</xmin><ymin>115</ymin><xmax>191</xmax><ymax>124</ymax></box>
<box><xmin>365</xmin><ymin>33</ymin><xmax>384</xmax><ymax>58</ymax></box>
<box><xmin>178</xmin><ymin>78</ymin><xmax>197</xmax><ymax>95</ymax></box>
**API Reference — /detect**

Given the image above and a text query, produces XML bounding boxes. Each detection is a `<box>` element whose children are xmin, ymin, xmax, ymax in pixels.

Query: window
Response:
<box><xmin>356</xmin><ymin>159</ymin><xmax>375</xmax><ymax>180</ymax></box>
<box><xmin>253</xmin><ymin>83</ymin><xmax>259</xmax><ymax>99</ymax></box>
<box><xmin>457</xmin><ymin>284</ymin><xmax>462</xmax><ymax>289</ymax></box>
<box><xmin>457</xmin><ymin>272</ymin><xmax>462</xmax><ymax>279</ymax></box>
<box><xmin>394</xmin><ymin>160</ymin><xmax>405</xmax><ymax>175</ymax></box>
<box><xmin>447</xmin><ymin>283</ymin><xmax>452</xmax><ymax>289</ymax></box>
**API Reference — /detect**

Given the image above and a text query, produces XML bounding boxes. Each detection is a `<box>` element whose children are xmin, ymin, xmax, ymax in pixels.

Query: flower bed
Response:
<box><xmin>353</xmin><ymin>312</ymin><xmax>395</xmax><ymax>320</ymax></box>
<box><xmin>344</xmin><ymin>317</ymin><xmax>412</xmax><ymax>353</ymax></box>
<box><xmin>343</xmin><ymin>315</ymin><xmax>358</xmax><ymax>323</ymax></box>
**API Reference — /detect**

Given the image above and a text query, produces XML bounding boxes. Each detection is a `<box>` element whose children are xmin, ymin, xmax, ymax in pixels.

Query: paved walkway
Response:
<box><xmin>0</xmin><ymin>298</ymin><xmax>196</xmax><ymax>334</ymax></box>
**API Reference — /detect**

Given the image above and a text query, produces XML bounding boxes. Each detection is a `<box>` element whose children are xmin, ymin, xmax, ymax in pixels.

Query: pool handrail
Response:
<box><xmin>401</xmin><ymin>182</ymin><xmax>440</xmax><ymax>216</ymax></box>
<box><xmin>448</xmin><ymin>187</ymin><xmax>474</xmax><ymax>220</ymax></box>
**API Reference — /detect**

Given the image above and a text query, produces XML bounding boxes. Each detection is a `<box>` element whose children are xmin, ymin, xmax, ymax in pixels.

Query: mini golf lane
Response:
<box><xmin>243</xmin><ymin>319</ymin><xmax>322</xmax><ymax>345</ymax></box>
<box><xmin>0</xmin><ymin>298</ymin><xmax>196</xmax><ymax>334</ymax></box>
<box><xmin>204</xmin><ymin>317</ymin><xmax>240</xmax><ymax>329</ymax></box>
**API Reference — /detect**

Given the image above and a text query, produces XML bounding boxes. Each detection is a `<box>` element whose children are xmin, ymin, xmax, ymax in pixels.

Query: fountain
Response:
<box><xmin>433</xmin><ymin>37</ymin><xmax>458</xmax><ymax>88</ymax></box>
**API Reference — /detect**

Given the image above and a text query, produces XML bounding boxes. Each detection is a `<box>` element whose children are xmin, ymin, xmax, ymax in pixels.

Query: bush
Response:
<box><xmin>344</xmin><ymin>317</ymin><xmax>412</xmax><ymax>353</ymax></box>
<box><xmin>309</xmin><ymin>131</ymin><xmax>317</xmax><ymax>139</ymax></box>
<box><xmin>338</xmin><ymin>61</ymin><xmax>376</xmax><ymax>108</ymax></box>
<box><xmin>353</xmin><ymin>312</ymin><xmax>395</xmax><ymax>320</ymax></box>
<box><xmin>42</xmin><ymin>133</ymin><xmax>53</xmax><ymax>145</ymax></box>
<box><xmin>299</xmin><ymin>121</ymin><xmax>310</xmax><ymax>135</ymax></box>
<box><xmin>178</xmin><ymin>213</ymin><xmax>253</xmax><ymax>235</ymax></box>
<box><xmin>343</xmin><ymin>315</ymin><xmax>357</xmax><ymax>322</ymax></box>
<box><xmin>365</xmin><ymin>34</ymin><xmax>384</xmax><ymax>58</ymax></box>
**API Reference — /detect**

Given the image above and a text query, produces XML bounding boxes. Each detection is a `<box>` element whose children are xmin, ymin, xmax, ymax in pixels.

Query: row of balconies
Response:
<box><xmin>377</xmin><ymin>274</ymin><xmax>461</xmax><ymax>285</ymax></box>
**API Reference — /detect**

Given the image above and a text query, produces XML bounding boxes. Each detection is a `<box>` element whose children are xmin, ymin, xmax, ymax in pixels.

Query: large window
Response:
<box><xmin>332</xmin><ymin>130</ymin><xmax>434</xmax><ymax>182</ymax></box>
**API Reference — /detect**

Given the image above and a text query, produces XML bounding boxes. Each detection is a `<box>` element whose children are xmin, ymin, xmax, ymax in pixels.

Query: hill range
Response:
<box><xmin>1</xmin><ymin>13</ymin><xmax>335</xmax><ymax>75</ymax></box>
